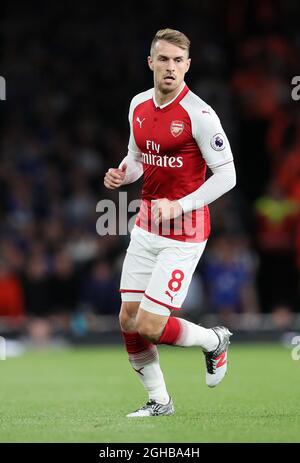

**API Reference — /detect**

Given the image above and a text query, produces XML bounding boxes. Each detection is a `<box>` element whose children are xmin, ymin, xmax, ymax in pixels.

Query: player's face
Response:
<box><xmin>148</xmin><ymin>40</ymin><xmax>191</xmax><ymax>95</ymax></box>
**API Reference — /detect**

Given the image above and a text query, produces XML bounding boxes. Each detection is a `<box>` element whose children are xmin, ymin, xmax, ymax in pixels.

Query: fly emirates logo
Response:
<box><xmin>142</xmin><ymin>140</ymin><xmax>183</xmax><ymax>168</ymax></box>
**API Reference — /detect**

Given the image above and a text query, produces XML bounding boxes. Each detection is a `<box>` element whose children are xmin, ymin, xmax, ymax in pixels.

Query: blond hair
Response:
<box><xmin>150</xmin><ymin>28</ymin><xmax>191</xmax><ymax>56</ymax></box>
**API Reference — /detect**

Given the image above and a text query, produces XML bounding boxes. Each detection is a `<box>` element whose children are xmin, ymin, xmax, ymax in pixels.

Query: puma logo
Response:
<box><xmin>133</xmin><ymin>367</ymin><xmax>144</xmax><ymax>376</ymax></box>
<box><xmin>165</xmin><ymin>291</ymin><xmax>177</xmax><ymax>303</ymax></box>
<box><xmin>137</xmin><ymin>117</ymin><xmax>146</xmax><ymax>128</ymax></box>
<box><xmin>216</xmin><ymin>352</ymin><xmax>227</xmax><ymax>368</ymax></box>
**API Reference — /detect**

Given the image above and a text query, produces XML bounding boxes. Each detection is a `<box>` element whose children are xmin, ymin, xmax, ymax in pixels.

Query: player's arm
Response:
<box><xmin>152</xmin><ymin>109</ymin><xmax>236</xmax><ymax>223</ymax></box>
<box><xmin>177</xmin><ymin>161</ymin><xmax>236</xmax><ymax>213</ymax></box>
<box><xmin>104</xmin><ymin>98</ymin><xmax>143</xmax><ymax>190</ymax></box>
<box><xmin>118</xmin><ymin>133</ymin><xmax>143</xmax><ymax>185</ymax></box>
<box><xmin>177</xmin><ymin>109</ymin><xmax>236</xmax><ymax>213</ymax></box>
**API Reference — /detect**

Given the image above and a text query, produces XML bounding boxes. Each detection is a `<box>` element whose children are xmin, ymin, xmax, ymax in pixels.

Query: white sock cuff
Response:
<box><xmin>128</xmin><ymin>345</ymin><xmax>159</xmax><ymax>368</ymax></box>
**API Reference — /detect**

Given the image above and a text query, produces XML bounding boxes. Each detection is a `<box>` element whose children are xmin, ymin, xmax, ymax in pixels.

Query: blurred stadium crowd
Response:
<box><xmin>0</xmin><ymin>0</ymin><xmax>300</xmax><ymax>343</ymax></box>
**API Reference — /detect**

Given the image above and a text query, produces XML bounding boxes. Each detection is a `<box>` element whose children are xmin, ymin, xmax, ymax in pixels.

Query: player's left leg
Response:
<box><xmin>137</xmin><ymin>238</ymin><xmax>232</xmax><ymax>388</ymax></box>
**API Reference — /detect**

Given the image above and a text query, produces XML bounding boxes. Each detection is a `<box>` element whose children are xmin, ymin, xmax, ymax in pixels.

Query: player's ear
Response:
<box><xmin>148</xmin><ymin>56</ymin><xmax>154</xmax><ymax>71</ymax></box>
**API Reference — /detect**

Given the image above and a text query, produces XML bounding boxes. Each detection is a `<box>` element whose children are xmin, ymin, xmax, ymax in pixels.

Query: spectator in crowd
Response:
<box><xmin>254</xmin><ymin>180</ymin><xmax>299</xmax><ymax>312</ymax></box>
<box><xmin>202</xmin><ymin>235</ymin><xmax>259</xmax><ymax>325</ymax></box>
<box><xmin>0</xmin><ymin>259</ymin><xmax>25</xmax><ymax>324</ymax></box>
<box><xmin>79</xmin><ymin>259</ymin><xmax>120</xmax><ymax>316</ymax></box>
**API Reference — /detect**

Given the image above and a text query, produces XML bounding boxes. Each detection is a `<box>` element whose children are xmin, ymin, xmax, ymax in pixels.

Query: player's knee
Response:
<box><xmin>136</xmin><ymin>319</ymin><xmax>162</xmax><ymax>343</ymax></box>
<box><xmin>119</xmin><ymin>302</ymin><xmax>139</xmax><ymax>332</ymax></box>
<box><xmin>118</xmin><ymin>309</ymin><xmax>128</xmax><ymax>331</ymax></box>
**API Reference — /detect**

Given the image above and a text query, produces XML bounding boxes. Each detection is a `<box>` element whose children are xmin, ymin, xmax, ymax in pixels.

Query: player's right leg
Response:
<box><xmin>119</xmin><ymin>226</ymin><xmax>173</xmax><ymax>417</ymax></box>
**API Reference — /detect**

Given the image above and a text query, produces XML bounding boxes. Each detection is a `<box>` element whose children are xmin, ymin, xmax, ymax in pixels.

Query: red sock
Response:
<box><xmin>122</xmin><ymin>331</ymin><xmax>158</xmax><ymax>366</ymax></box>
<box><xmin>156</xmin><ymin>317</ymin><xmax>182</xmax><ymax>345</ymax></box>
<box><xmin>121</xmin><ymin>331</ymin><xmax>169</xmax><ymax>403</ymax></box>
<box><xmin>122</xmin><ymin>331</ymin><xmax>157</xmax><ymax>365</ymax></box>
<box><xmin>122</xmin><ymin>331</ymin><xmax>152</xmax><ymax>354</ymax></box>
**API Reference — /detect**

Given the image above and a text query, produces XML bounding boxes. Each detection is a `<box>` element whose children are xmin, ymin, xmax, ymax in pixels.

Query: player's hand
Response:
<box><xmin>151</xmin><ymin>198</ymin><xmax>183</xmax><ymax>224</ymax></box>
<box><xmin>104</xmin><ymin>164</ymin><xmax>127</xmax><ymax>189</ymax></box>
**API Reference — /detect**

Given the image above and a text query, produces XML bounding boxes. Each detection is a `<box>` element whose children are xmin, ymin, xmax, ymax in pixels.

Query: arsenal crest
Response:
<box><xmin>170</xmin><ymin>120</ymin><xmax>184</xmax><ymax>137</ymax></box>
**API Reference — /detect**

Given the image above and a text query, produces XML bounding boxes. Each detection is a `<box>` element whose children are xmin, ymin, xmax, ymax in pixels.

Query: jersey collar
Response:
<box><xmin>152</xmin><ymin>83</ymin><xmax>189</xmax><ymax>112</ymax></box>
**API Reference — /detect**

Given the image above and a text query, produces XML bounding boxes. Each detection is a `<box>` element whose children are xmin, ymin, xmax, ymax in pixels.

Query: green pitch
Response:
<box><xmin>0</xmin><ymin>343</ymin><xmax>299</xmax><ymax>443</ymax></box>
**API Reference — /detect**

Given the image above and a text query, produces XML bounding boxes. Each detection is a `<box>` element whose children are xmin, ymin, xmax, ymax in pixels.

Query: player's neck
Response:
<box><xmin>154</xmin><ymin>83</ymin><xmax>185</xmax><ymax>107</ymax></box>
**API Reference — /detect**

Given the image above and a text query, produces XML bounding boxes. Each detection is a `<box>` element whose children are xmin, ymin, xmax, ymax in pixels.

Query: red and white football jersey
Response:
<box><xmin>128</xmin><ymin>83</ymin><xmax>233</xmax><ymax>243</ymax></box>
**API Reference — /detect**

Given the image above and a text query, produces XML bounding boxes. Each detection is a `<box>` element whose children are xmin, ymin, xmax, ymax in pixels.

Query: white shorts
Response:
<box><xmin>120</xmin><ymin>226</ymin><xmax>207</xmax><ymax>316</ymax></box>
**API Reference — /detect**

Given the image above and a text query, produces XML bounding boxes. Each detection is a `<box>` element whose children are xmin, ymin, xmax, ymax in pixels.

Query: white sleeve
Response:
<box><xmin>177</xmin><ymin>161</ymin><xmax>236</xmax><ymax>213</ymax></box>
<box><xmin>118</xmin><ymin>98</ymin><xmax>143</xmax><ymax>185</ymax></box>
<box><xmin>178</xmin><ymin>95</ymin><xmax>236</xmax><ymax>211</ymax></box>
<box><xmin>194</xmin><ymin>107</ymin><xmax>234</xmax><ymax>168</ymax></box>
<box><xmin>180</xmin><ymin>93</ymin><xmax>234</xmax><ymax>168</ymax></box>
